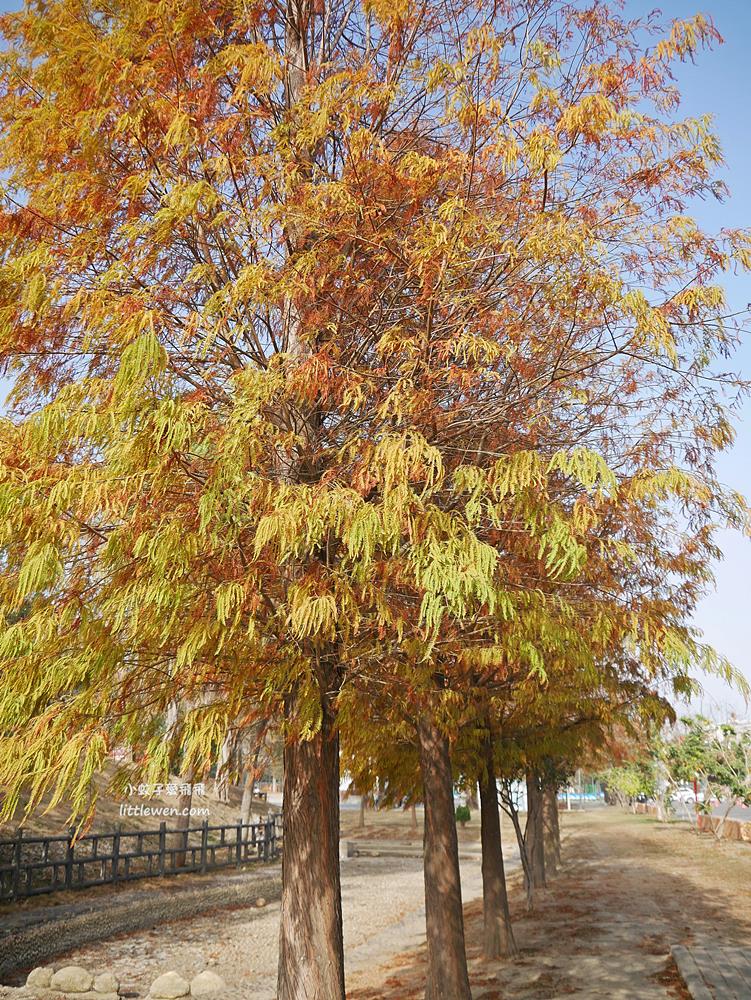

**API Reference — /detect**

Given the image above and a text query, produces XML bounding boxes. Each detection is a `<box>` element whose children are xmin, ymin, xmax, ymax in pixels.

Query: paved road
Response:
<box><xmin>670</xmin><ymin>800</ymin><xmax>751</xmax><ymax>823</ymax></box>
<box><xmin>714</xmin><ymin>804</ymin><xmax>751</xmax><ymax>821</ymax></box>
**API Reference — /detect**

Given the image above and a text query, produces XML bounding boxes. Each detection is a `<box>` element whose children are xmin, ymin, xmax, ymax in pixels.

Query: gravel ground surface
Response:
<box><xmin>0</xmin><ymin>854</ymin><xmax>496</xmax><ymax>999</ymax></box>
<box><xmin>0</xmin><ymin>867</ymin><xmax>282</xmax><ymax>983</ymax></box>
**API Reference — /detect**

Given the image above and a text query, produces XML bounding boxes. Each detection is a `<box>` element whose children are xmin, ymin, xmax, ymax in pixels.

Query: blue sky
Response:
<box><xmin>0</xmin><ymin>0</ymin><xmax>749</xmax><ymax>714</ymax></box>
<box><xmin>625</xmin><ymin>0</ymin><xmax>751</xmax><ymax>715</ymax></box>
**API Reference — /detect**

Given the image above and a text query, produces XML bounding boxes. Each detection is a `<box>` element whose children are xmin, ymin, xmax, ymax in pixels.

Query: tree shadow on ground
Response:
<box><xmin>347</xmin><ymin>811</ymin><xmax>751</xmax><ymax>1000</ymax></box>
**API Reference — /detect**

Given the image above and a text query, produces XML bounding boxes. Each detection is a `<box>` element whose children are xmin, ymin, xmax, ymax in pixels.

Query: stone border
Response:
<box><xmin>0</xmin><ymin>871</ymin><xmax>280</xmax><ymax>981</ymax></box>
<box><xmin>671</xmin><ymin>945</ymin><xmax>714</xmax><ymax>1000</ymax></box>
<box><xmin>633</xmin><ymin>804</ymin><xmax>751</xmax><ymax>843</ymax></box>
<box><xmin>2</xmin><ymin>964</ymin><xmax>228</xmax><ymax>1000</ymax></box>
<box><xmin>696</xmin><ymin>815</ymin><xmax>751</xmax><ymax>843</ymax></box>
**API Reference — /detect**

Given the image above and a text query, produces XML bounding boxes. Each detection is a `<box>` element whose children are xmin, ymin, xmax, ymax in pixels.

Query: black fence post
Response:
<box><xmin>112</xmin><ymin>828</ymin><xmax>121</xmax><ymax>883</ymax></box>
<box><xmin>64</xmin><ymin>828</ymin><xmax>75</xmax><ymax>890</ymax></box>
<box><xmin>182</xmin><ymin>827</ymin><xmax>189</xmax><ymax>869</ymax></box>
<box><xmin>200</xmin><ymin>819</ymin><xmax>209</xmax><ymax>873</ymax></box>
<box><xmin>235</xmin><ymin>819</ymin><xmax>242</xmax><ymax>868</ymax></box>
<box><xmin>158</xmin><ymin>821</ymin><xmax>166</xmax><ymax>876</ymax></box>
<box><xmin>12</xmin><ymin>829</ymin><xmax>23</xmax><ymax>899</ymax></box>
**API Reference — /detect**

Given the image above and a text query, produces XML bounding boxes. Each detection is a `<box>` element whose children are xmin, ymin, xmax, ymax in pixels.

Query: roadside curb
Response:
<box><xmin>341</xmin><ymin>840</ymin><xmax>485</xmax><ymax>860</ymax></box>
<box><xmin>671</xmin><ymin>945</ymin><xmax>714</xmax><ymax>1000</ymax></box>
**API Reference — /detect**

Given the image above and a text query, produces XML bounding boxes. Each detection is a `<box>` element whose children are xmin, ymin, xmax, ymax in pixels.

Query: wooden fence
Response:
<box><xmin>0</xmin><ymin>815</ymin><xmax>282</xmax><ymax>902</ymax></box>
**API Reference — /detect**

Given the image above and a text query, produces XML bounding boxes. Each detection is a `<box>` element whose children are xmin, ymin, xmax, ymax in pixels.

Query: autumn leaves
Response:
<box><xmin>0</xmin><ymin>1</ymin><xmax>749</xmax><ymax>997</ymax></box>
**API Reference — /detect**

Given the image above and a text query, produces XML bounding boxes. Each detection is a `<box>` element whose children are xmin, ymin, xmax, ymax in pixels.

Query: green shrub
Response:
<box><xmin>455</xmin><ymin>804</ymin><xmax>471</xmax><ymax>825</ymax></box>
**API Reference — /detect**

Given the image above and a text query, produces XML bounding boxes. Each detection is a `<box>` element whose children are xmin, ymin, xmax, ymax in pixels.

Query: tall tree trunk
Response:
<box><xmin>418</xmin><ymin>716</ymin><xmax>472</xmax><ymax>1000</ymax></box>
<box><xmin>541</xmin><ymin>782</ymin><xmax>560</xmax><ymax>876</ymax></box>
<box><xmin>241</xmin><ymin>736</ymin><xmax>264</xmax><ymax>829</ymax></box>
<box><xmin>478</xmin><ymin>731</ymin><xmax>518</xmax><ymax>959</ymax></box>
<box><xmin>524</xmin><ymin>771</ymin><xmax>546</xmax><ymax>892</ymax></box>
<box><xmin>274</xmin><ymin>6</ymin><xmax>343</xmax><ymax>994</ymax></box>
<box><xmin>277</xmin><ymin>688</ymin><xmax>345</xmax><ymax>1000</ymax></box>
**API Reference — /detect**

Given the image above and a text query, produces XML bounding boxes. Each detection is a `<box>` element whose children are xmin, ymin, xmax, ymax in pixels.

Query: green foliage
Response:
<box><xmin>662</xmin><ymin>716</ymin><xmax>751</xmax><ymax>811</ymax></box>
<box><xmin>599</xmin><ymin>761</ymin><xmax>657</xmax><ymax>802</ymax></box>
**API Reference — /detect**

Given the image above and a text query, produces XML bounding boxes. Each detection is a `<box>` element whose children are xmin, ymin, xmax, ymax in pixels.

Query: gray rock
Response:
<box><xmin>190</xmin><ymin>970</ymin><xmax>227</xmax><ymax>997</ymax></box>
<box><xmin>26</xmin><ymin>967</ymin><xmax>54</xmax><ymax>989</ymax></box>
<box><xmin>50</xmin><ymin>965</ymin><xmax>94</xmax><ymax>993</ymax></box>
<box><xmin>149</xmin><ymin>971</ymin><xmax>190</xmax><ymax>998</ymax></box>
<box><xmin>93</xmin><ymin>971</ymin><xmax>120</xmax><ymax>994</ymax></box>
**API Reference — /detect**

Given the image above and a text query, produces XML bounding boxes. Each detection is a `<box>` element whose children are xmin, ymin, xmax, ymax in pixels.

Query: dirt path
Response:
<box><xmin>350</xmin><ymin>808</ymin><xmax>751</xmax><ymax>999</ymax></box>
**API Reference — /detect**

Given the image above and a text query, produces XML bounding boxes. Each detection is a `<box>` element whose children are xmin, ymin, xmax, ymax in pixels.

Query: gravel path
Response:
<box><xmin>22</xmin><ymin>852</ymin><xmax>516</xmax><ymax>999</ymax></box>
<box><xmin>0</xmin><ymin>868</ymin><xmax>283</xmax><ymax>983</ymax></box>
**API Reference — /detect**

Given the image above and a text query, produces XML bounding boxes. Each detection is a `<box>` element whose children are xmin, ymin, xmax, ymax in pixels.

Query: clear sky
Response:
<box><xmin>625</xmin><ymin>0</ymin><xmax>751</xmax><ymax>717</ymax></box>
<box><xmin>0</xmin><ymin>0</ymin><xmax>748</xmax><ymax>715</ymax></box>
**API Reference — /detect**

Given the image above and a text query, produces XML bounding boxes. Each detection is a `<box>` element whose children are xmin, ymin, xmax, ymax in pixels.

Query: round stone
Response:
<box><xmin>94</xmin><ymin>971</ymin><xmax>120</xmax><ymax>994</ymax></box>
<box><xmin>50</xmin><ymin>965</ymin><xmax>95</xmax><ymax>993</ymax></box>
<box><xmin>255</xmin><ymin>896</ymin><xmax>267</xmax><ymax>908</ymax></box>
<box><xmin>26</xmin><ymin>967</ymin><xmax>54</xmax><ymax>989</ymax></box>
<box><xmin>190</xmin><ymin>970</ymin><xmax>227</xmax><ymax>996</ymax></box>
<box><xmin>149</xmin><ymin>970</ymin><xmax>191</xmax><ymax>998</ymax></box>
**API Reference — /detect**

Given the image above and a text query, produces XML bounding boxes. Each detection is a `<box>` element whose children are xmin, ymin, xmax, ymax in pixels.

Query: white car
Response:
<box><xmin>671</xmin><ymin>785</ymin><xmax>704</xmax><ymax>804</ymax></box>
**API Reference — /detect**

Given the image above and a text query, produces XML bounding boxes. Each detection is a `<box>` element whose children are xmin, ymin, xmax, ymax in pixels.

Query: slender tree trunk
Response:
<box><xmin>277</xmin><ymin>688</ymin><xmax>345</xmax><ymax>1000</ymax></box>
<box><xmin>411</xmin><ymin>801</ymin><xmax>418</xmax><ymax>833</ymax></box>
<box><xmin>714</xmin><ymin>799</ymin><xmax>735</xmax><ymax>840</ymax></box>
<box><xmin>358</xmin><ymin>793</ymin><xmax>366</xmax><ymax>830</ymax></box>
<box><xmin>478</xmin><ymin>732</ymin><xmax>518</xmax><ymax>959</ymax></box>
<box><xmin>214</xmin><ymin>731</ymin><xmax>233</xmax><ymax>803</ymax></box>
<box><xmin>165</xmin><ymin>700</ymin><xmax>193</xmax><ymax>868</ymax></box>
<box><xmin>418</xmin><ymin>716</ymin><xmax>472</xmax><ymax>1000</ymax></box>
<box><xmin>500</xmin><ymin>782</ymin><xmax>534</xmax><ymax>910</ymax></box>
<box><xmin>524</xmin><ymin>771</ymin><xmax>546</xmax><ymax>892</ymax></box>
<box><xmin>174</xmin><ymin>770</ymin><xmax>194</xmax><ymax>868</ymax></box>
<box><xmin>541</xmin><ymin>782</ymin><xmax>560</xmax><ymax>876</ymax></box>
<box><xmin>240</xmin><ymin>769</ymin><xmax>254</xmax><ymax>825</ymax></box>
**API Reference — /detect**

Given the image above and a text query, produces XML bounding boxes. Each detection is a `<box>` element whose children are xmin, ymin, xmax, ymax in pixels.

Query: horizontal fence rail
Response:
<box><xmin>0</xmin><ymin>814</ymin><xmax>282</xmax><ymax>902</ymax></box>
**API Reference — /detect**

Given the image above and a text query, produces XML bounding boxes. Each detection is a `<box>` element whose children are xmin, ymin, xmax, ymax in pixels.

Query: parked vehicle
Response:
<box><xmin>671</xmin><ymin>784</ymin><xmax>704</xmax><ymax>804</ymax></box>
